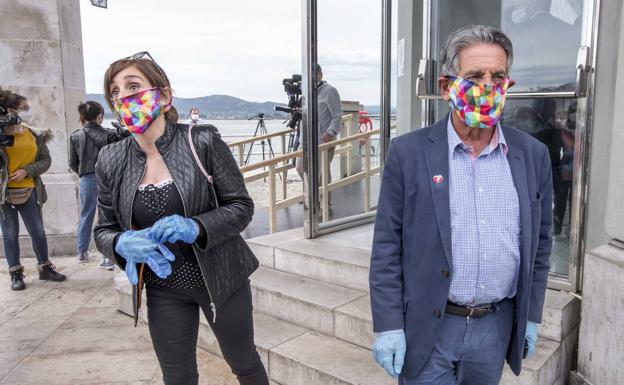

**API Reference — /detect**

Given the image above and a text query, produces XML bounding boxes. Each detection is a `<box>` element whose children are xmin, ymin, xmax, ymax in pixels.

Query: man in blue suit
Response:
<box><xmin>370</xmin><ymin>25</ymin><xmax>552</xmax><ymax>385</ymax></box>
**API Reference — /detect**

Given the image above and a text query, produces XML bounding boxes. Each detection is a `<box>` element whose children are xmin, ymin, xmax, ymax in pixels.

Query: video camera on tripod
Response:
<box><xmin>274</xmin><ymin>74</ymin><xmax>302</xmax><ymax>130</ymax></box>
<box><xmin>274</xmin><ymin>74</ymin><xmax>302</xmax><ymax>155</ymax></box>
<box><xmin>0</xmin><ymin>106</ymin><xmax>19</xmax><ymax>147</ymax></box>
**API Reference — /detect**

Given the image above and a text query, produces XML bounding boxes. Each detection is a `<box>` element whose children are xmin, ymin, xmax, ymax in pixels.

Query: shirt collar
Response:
<box><xmin>446</xmin><ymin>114</ymin><xmax>508</xmax><ymax>156</ymax></box>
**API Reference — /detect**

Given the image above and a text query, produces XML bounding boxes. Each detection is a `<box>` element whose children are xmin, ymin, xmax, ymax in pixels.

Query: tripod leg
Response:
<box><xmin>261</xmin><ymin>120</ymin><xmax>281</xmax><ymax>181</ymax></box>
<box><xmin>245</xmin><ymin>120</ymin><xmax>263</xmax><ymax>165</ymax></box>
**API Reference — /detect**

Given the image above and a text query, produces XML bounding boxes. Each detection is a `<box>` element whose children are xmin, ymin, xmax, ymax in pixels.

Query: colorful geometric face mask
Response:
<box><xmin>112</xmin><ymin>88</ymin><xmax>168</xmax><ymax>135</ymax></box>
<box><xmin>446</xmin><ymin>75</ymin><xmax>511</xmax><ymax>129</ymax></box>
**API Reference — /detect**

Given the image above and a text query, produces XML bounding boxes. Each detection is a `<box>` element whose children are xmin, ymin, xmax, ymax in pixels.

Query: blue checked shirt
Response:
<box><xmin>447</xmin><ymin>119</ymin><xmax>521</xmax><ymax>306</ymax></box>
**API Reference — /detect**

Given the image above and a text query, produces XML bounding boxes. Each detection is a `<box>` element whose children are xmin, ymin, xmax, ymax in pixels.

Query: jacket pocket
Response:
<box><xmin>35</xmin><ymin>178</ymin><xmax>47</xmax><ymax>204</ymax></box>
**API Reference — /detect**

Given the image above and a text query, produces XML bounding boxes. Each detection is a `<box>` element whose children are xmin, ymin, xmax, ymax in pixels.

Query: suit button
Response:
<box><xmin>442</xmin><ymin>270</ymin><xmax>449</xmax><ymax>278</ymax></box>
<box><xmin>434</xmin><ymin>309</ymin><xmax>441</xmax><ymax>318</ymax></box>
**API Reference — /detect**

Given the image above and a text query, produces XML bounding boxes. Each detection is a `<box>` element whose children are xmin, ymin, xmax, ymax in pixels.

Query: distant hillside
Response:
<box><xmin>86</xmin><ymin>93</ymin><xmax>390</xmax><ymax>120</ymax></box>
<box><xmin>86</xmin><ymin>93</ymin><xmax>290</xmax><ymax>120</ymax></box>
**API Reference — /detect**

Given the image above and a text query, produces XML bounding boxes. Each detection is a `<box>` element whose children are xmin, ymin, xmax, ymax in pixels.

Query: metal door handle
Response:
<box><xmin>415</xmin><ymin>59</ymin><xmax>434</xmax><ymax>99</ymax></box>
<box><xmin>575</xmin><ymin>46</ymin><xmax>591</xmax><ymax>97</ymax></box>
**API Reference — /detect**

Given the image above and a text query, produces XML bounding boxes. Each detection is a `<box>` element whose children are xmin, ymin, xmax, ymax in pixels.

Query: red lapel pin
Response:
<box><xmin>433</xmin><ymin>175</ymin><xmax>444</xmax><ymax>184</ymax></box>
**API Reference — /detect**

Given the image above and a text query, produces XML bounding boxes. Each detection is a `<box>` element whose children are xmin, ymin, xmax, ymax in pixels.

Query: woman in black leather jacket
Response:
<box><xmin>93</xmin><ymin>52</ymin><xmax>267</xmax><ymax>385</ymax></box>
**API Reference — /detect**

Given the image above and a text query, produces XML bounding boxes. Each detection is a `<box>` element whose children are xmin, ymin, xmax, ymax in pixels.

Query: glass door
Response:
<box><xmin>302</xmin><ymin>0</ymin><xmax>391</xmax><ymax>237</ymax></box>
<box><xmin>413</xmin><ymin>0</ymin><xmax>597</xmax><ymax>292</ymax></box>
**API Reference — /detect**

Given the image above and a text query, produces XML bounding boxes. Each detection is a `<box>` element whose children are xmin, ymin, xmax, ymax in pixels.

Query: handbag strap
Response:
<box><xmin>187</xmin><ymin>124</ymin><xmax>219</xmax><ymax>208</ymax></box>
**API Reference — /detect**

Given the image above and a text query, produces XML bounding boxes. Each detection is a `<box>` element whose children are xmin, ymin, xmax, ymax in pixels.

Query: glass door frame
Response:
<box><xmin>302</xmin><ymin>0</ymin><xmax>394</xmax><ymax>238</ymax></box>
<box><xmin>412</xmin><ymin>0</ymin><xmax>601</xmax><ymax>293</ymax></box>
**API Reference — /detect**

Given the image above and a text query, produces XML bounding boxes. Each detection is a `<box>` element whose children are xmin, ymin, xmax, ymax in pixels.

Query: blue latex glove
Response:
<box><xmin>146</xmin><ymin>214</ymin><xmax>200</xmax><ymax>244</ymax></box>
<box><xmin>525</xmin><ymin>321</ymin><xmax>538</xmax><ymax>358</ymax></box>
<box><xmin>115</xmin><ymin>229</ymin><xmax>176</xmax><ymax>285</ymax></box>
<box><xmin>373</xmin><ymin>330</ymin><xmax>406</xmax><ymax>378</ymax></box>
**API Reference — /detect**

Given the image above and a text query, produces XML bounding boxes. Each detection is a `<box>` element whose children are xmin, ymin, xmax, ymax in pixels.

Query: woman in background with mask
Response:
<box><xmin>94</xmin><ymin>52</ymin><xmax>267</xmax><ymax>385</ymax></box>
<box><xmin>69</xmin><ymin>100</ymin><xmax>129</xmax><ymax>268</ymax></box>
<box><xmin>0</xmin><ymin>88</ymin><xmax>66</xmax><ymax>290</ymax></box>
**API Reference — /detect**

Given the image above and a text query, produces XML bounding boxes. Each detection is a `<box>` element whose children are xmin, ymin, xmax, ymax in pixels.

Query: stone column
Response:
<box><xmin>571</xmin><ymin>243</ymin><xmax>624</xmax><ymax>385</ymax></box>
<box><xmin>0</xmin><ymin>0</ymin><xmax>84</xmax><ymax>257</ymax></box>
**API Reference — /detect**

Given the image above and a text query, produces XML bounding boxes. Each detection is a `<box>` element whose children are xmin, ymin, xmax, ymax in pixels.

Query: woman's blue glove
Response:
<box><xmin>146</xmin><ymin>214</ymin><xmax>200</xmax><ymax>244</ymax></box>
<box><xmin>115</xmin><ymin>229</ymin><xmax>176</xmax><ymax>285</ymax></box>
<box><xmin>372</xmin><ymin>330</ymin><xmax>406</xmax><ymax>378</ymax></box>
<box><xmin>525</xmin><ymin>321</ymin><xmax>538</xmax><ymax>358</ymax></box>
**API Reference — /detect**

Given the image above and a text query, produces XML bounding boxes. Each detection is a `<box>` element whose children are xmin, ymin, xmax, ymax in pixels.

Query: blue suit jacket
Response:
<box><xmin>369</xmin><ymin>116</ymin><xmax>553</xmax><ymax>377</ymax></box>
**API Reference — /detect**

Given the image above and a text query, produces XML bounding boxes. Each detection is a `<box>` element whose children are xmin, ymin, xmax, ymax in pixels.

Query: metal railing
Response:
<box><xmin>227</xmin><ymin>128</ymin><xmax>294</xmax><ymax>166</ymax></box>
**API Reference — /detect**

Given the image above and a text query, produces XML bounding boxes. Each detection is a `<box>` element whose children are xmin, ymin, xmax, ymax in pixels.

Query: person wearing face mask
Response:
<box><xmin>0</xmin><ymin>88</ymin><xmax>66</xmax><ymax>290</ymax></box>
<box><xmin>370</xmin><ymin>26</ymin><xmax>553</xmax><ymax>384</ymax></box>
<box><xmin>69</xmin><ymin>100</ymin><xmax>129</xmax><ymax>267</ymax></box>
<box><xmin>188</xmin><ymin>107</ymin><xmax>201</xmax><ymax>125</ymax></box>
<box><xmin>94</xmin><ymin>52</ymin><xmax>267</xmax><ymax>385</ymax></box>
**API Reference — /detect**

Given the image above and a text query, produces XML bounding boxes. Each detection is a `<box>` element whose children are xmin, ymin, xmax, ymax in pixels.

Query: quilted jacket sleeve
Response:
<box><xmin>93</xmin><ymin>146</ymin><xmax>126</xmax><ymax>269</ymax></box>
<box><xmin>192</xmin><ymin>129</ymin><xmax>254</xmax><ymax>251</ymax></box>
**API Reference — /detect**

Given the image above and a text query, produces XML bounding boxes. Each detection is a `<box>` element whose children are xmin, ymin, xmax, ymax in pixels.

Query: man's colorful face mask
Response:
<box><xmin>446</xmin><ymin>75</ymin><xmax>511</xmax><ymax>129</ymax></box>
<box><xmin>113</xmin><ymin>88</ymin><xmax>167</xmax><ymax>135</ymax></box>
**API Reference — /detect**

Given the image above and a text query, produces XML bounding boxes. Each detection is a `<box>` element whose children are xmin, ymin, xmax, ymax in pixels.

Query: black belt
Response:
<box><xmin>445</xmin><ymin>301</ymin><xmax>496</xmax><ymax>318</ymax></box>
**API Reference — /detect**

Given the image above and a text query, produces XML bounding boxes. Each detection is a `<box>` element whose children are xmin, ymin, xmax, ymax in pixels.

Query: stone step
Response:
<box><xmin>114</xmin><ymin>270</ymin><xmax>569</xmax><ymax>385</ymax></box>
<box><xmin>269</xmin><ymin>331</ymin><xmax>395</xmax><ymax>385</ymax></box>
<box><xmin>334</xmin><ymin>296</ymin><xmax>373</xmax><ymax>349</ymax></box>
<box><xmin>501</xmin><ymin>338</ymin><xmax>562</xmax><ymax>385</ymax></box>
<box><xmin>197</xmin><ymin>311</ymin><xmax>308</xmax><ymax>373</ymax></box>
<box><xmin>250</xmin><ymin>266</ymin><xmax>367</xmax><ymax>336</ymax></box>
<box><xmin>247</xmin><ymin>228</ymin><xmax>306</xmax><ymax>269</ymax></box>
<box><xmin>273</xmin><ymin>239</ymin><xmax>371</xmax><ymax>291</ymax></box>
<box><xmin>540</xmin><ymin>289</ymin><xmax>580</xmax><ymax>342</ymax></box>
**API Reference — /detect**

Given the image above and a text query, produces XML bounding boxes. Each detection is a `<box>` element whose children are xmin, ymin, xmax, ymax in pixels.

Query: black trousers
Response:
<box><xmin>146</xmin><ymin>281</ymin><xmax>269</xmax><ymax>385</ymax></box>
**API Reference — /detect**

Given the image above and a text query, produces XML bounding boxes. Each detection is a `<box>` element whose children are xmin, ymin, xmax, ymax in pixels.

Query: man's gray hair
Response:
<box><xmin>440</xmin><ymin>25</ymin><xmax>513</xmax><ymax>76</ymax></box>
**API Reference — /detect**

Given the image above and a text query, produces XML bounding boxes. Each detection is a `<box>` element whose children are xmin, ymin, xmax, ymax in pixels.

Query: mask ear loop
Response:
<box><xmin>159</xmin><ymin>87</ymin><xmax>173</xmax><ymax>113</ymax></box>
<box><xmin>111</xmin><ymin>97</ymin><xmax>127</xmax><ymax>129</ymax></box>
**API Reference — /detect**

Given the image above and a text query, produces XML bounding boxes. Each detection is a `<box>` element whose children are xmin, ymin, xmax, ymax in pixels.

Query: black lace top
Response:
<box><xmin>132</xmin><ymin>179</ymin><xmax>205</xmax><ymax>289</ymax></box>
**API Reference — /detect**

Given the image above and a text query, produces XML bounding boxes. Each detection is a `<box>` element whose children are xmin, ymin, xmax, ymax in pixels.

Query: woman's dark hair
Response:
<box><xmin>77</xmin><ymin>100</ymin><xmax>104</xmax><ymax>125</ymax></box>
<box><xmin>0</xmin><ymin>88</ymin><xmax>27</xmax><ymax>111</ymax></box>
<box><xmin>103</xmin><ymin>59</ymin><xmax>178</xmax><ymax>123</ymax></box>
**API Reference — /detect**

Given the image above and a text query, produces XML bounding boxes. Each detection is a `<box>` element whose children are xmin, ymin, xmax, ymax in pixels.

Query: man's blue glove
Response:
<box><xmin>146</xmin><ymin>214</ymin><xmax>200</xmax><ymax>244</ymax></box>
<box><xmin>372</xmin><ymin>330</ymin><xmax>406</xmax><ymax>378</ymax></box>
<box><xmin>525</xmin><ymin>321</ymin><xmax>538</xmax><ymax>358</ymax></box>
<box><xmin>115</xmin><ymin>229</ymin><xmax>176</xmax><ymax>285</ymax></box>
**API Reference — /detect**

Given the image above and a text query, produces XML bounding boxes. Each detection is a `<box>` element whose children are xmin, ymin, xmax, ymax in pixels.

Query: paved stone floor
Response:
<box><xmin>0</xmin><ymin>256</ymin><xmax>241</xmax><ymax>385</ymax></box>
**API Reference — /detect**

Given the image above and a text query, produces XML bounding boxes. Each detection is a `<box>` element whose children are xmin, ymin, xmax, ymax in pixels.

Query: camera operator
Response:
<box><xmin>0</xmin><ymin>88</ymin><xmax>65</xmax><ymax>290</ymax></box>
<box><xmin>69</xmin><ymin>100</ymin><xmax>129</xmax><ymax>268</ymax></box>
<box><xmin>295</xmin><ymin>64</ymin><xmax>342</xmax><ymax>186</ymax></box>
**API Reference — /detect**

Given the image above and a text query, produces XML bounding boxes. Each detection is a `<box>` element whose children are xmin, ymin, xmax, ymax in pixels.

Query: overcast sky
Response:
<box><xmin>80</xmin><ymin>0</ymin><xmax>392</xmax><ymax>105</ymax></box>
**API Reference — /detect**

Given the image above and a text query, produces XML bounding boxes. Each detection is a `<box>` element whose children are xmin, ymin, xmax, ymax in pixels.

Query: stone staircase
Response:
<box><xmin>115</xmin><ymin>226</ymin><xmax>580</xmax><ymax>385</ymax></box>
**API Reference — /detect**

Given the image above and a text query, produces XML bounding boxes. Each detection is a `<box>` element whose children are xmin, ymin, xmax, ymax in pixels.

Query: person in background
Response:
<box><xmin>295</xmin><ymin>64</ymin><xmax>342</xmax><ymax>214</ymax></box>
<box><xmin>553</xmin><ymin>103</ymin><xmax>576</xmax><ymax>238</ymax></box>
<box><xmin>189</xmin><ymin>107</ymin><xmax>201</xmax><ymax>125</ymax></box>
<box><xmin>0</xmin><ymin>88</ymin><xmax>66</xmax><ymax>290</ymax></box>
<box><xmin>69</xmin><ymin>100</ymin><xmax>129</xmax><ymax>268</ymax></box>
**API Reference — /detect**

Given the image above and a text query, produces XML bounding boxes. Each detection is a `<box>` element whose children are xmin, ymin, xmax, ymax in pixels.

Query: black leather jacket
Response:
<box><xmin>94</xmin><ymin>122</ymin><xmax>258</xmax><ymax>321</ymax></box>
<box><xmin>69</xmin><ymin>121</ymin><xmax>130</xmax><ymax>176</ymax></box>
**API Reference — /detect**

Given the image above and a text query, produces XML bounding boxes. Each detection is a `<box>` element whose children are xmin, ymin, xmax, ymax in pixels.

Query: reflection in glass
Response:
<box><xmin>314</xmin><ymin>0</ymin><xmax>383</xmax><ymax>224</ymax></box>
<box><xmin>503</xmin><ymin>0</ymin><xmax>583</xmax><ymax>92</ymax></box>
<box><xmin>433</xmin><ymin>97</ymin><xmax>577</xmax><ymax>277</ymax></box>
<box><xmin>502</xmin><ymin>98</ymin><xmax>577</xmax><ymax>277</ymax></box>
<box><xmin>432</xmin><ymin>0</ymin><xmax>584</xmax><ymax>92</ymax></box>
